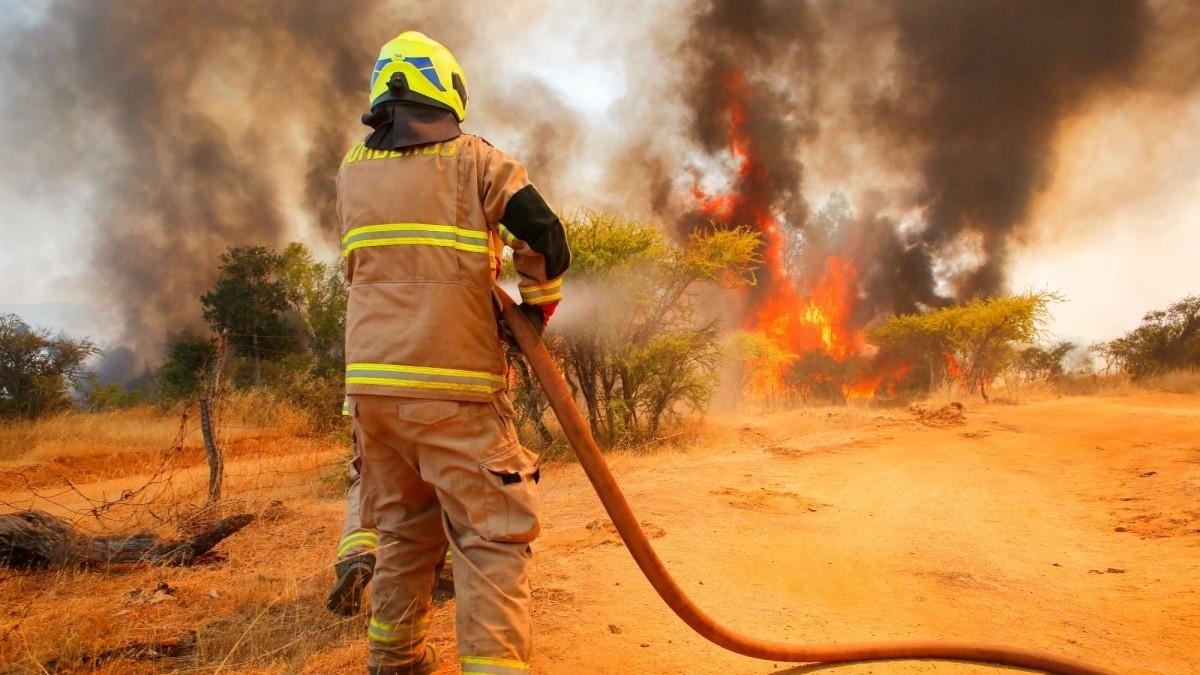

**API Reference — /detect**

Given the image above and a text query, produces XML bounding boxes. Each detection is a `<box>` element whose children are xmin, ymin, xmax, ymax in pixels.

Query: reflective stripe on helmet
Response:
<box><xmin>345</xmin><ymin>363</ymin><xmax>505</xmax><ymax>396</ymax></box>
<box><xmin>342</xmin><ymin>223</ymin><xmax>489</xmax><ymax>257</ymax></box>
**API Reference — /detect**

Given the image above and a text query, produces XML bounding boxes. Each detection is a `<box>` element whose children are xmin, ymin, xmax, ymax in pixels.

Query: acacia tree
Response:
<box><xmin>0</xmin><ymin>314</ymin><xmax>99</xmax><ymax>419</ymax></box>
<box><xmin>515</xmin><ymin>211</ymin><xmax>759</xmax><ymax>445</ymax></box>
<box><xmin>1089</xmin><ymin>340</ymin><xmax>1123</xmax><ymax>376</ymax></box>
<box><xmin>867</xmin><ymin>307</ymin><xmax>958</xmax><ymax>388</ymax></box>
<box><xmin>1015</xmin><ymin>340</ymin><xmax>1077</xmax><ymax>382</ymax></box>
<box><xmin>1099</xmin><ymin>295</ymin><xmax>1200</xmax><ymax>378</ymax></box>
<box><xmin>784</xmin><ymin>352</ymin><xmax>868</xmax><ymax>404</ymax></box>
<box><xmin>869</xmin><ymin>292</ymin><xmax>1059</xmax><ymax>401</ymax></box>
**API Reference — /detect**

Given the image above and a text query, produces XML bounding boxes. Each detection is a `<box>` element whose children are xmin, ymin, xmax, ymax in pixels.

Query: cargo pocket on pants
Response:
<box><xmin>477</xmin><ymin>442</ymin><xmax>541</xmax><ymax>543</ymax></box>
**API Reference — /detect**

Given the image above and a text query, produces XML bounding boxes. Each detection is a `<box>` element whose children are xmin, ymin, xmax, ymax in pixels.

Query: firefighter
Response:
<box><xmin>336</xmin><ymin>31</ymin><xmax>570</xmax><ymax>675</ymax></box>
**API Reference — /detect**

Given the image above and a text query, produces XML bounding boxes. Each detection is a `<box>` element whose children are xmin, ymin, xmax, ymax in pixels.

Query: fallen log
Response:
<box><xmin>0</xmin><ymin>510</ymin><xmax>254</xmax><ymax>569</ymax></box>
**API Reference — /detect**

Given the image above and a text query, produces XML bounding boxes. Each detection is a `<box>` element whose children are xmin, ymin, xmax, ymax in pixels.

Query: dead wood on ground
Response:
<box><xmin>0</xmin><ymin>509</ymin><xmax>254</xmax><ymax>569</ymax></box>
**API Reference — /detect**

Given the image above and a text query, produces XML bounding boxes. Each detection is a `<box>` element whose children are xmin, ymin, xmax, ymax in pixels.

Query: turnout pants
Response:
<box><xmin>350</xmin><ymin>393</ymin><xmax>541</xmax><ymax>674</ymax></box>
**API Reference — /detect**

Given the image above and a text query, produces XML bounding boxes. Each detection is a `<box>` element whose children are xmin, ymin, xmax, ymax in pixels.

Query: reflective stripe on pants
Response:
<box><xmin>338</xmin><ymin>529</ymin><xmax>377</xmax><ymax>558</ymax></box>
<box><xmin>461</xmin><ymin>655</ymin><xmax>532</xmax><ymax>674</ymax></box>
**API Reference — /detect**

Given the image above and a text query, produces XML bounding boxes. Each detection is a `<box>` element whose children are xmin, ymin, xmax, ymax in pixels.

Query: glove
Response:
<box><xmin>539</xmin><ymin>301</ymin><xmax>559</xmax><ymax>324</ymax></box>
<box><xmin>501</xmin><ymin>303</ymin><xmax>547</xmax><ymax>347</ymax></box>
<box><xmin>519</xmin><ymin>303</ymin><xmax>546</xmax><ymax>336</ymax></box>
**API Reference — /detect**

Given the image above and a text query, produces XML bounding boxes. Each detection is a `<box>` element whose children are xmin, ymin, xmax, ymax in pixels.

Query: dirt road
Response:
<box><xmin>3</xmin><ymin>391</ymin><xmax>1197</xmax><ymax>674</ymax></box>
<box><xmin>485</xmin><ymin>391</ymin><xmax>1198</xmax><ymax>674</ymax></box>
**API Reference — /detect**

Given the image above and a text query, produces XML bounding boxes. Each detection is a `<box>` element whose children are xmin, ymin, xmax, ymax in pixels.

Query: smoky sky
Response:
<box><xmin>0</xmin><ymin>0</ymin><xmax>582</xmax><ymax>379</ymax></box>
<box><xmin>680</xmin><ymin>0</ymin><xmax>821</xmax><ymax>244</ymax></box>
<box><xmin>0</xmin><ymin>1</ymin><xmax>402</xmax><ymax>363</ymax></box>
<box><xmin>673</xmin><ymin>0</ymin><xmax>1159</xmax><ymax>321</ymax></box>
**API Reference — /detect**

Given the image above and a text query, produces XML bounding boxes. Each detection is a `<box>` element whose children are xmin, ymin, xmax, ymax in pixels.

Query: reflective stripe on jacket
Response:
<box><xmin>337</xmin><ymin>133</ymin><xmax>570</xmax><ymax>402</ymax></box>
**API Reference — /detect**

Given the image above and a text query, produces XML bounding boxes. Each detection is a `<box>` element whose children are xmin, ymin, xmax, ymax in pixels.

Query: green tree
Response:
<box><xmin>866</xmin><ymin>306</ymin><xmax>958</xmax><ymax>387</ymax></box>
<box><xmin>1100</xmin><ymin>295</ymin><xmax>1200</xmax><ymax>379</ymax></box>
<box><xmin>279</xmin><ymin>242</ymin><xmax>348</xmax><ymax>367</ymax></box>
<box><xmin>869</xmin><ymin>292</ymin><xmax>1059</xmax><ymax>401</ymax></box>
<box><xmin>529</xmin><ymin>211</ymin><xmax>760</xmax><ymax>445</ymax></box>
<box><xmin>200</xmin><ymin>246</ymin><xmax>297</xmax><ymax>385</ymax></box>
<box><xmin>0</xmin><ymin>314</ymin><xmax>100</xmax><ymax>419</ymax></box>
<box><xmin>157</xmin><ymin>328</ymin><xmax>217</xmax><ymax>401</ymax></box>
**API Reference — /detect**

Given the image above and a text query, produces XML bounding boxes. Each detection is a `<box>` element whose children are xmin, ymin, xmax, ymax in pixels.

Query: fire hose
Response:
<box><xmin>496</xmin><ymin>286</ymin><xmax>1121</xmax><ymax>675</ymax></box>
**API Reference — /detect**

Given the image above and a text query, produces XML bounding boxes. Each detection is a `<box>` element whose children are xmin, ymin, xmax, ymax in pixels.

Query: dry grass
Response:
<box><xmin>1054</xmin><ymin>369</ymin><xmax>1200</xmax><ymax>398</ymax></box>
<box><xmin>0</xmin><ymin>390</ymin><xmax>318</xmax><ymax>467</ymax></box>
<box><xmin>1142</xmin><ymin>369</ymin><xmax>1200</xmax><ymax>394</ymax></box>
<box><xmin>0</xmin><ymin>392</ymin><xmax>355</xmax><ymax>673</ymax></box>
<box><xmin>0</xmin><ymin>493</ymin><xmax>365</xmax><ymax>673</ymax></box>
<box><xmin>0</xmin><ymin>407</ymin><xmax>184</xmax><ymax>464</ymax></box>
<box><xmin>921</xmin><ymin>370</ymin><xmax>1200</xmax><ymax>406</ymax></box>
<box><xmin>217</xmin><ymin>389</ymin><xmax>317</xmax><ymax>438</ymax></box>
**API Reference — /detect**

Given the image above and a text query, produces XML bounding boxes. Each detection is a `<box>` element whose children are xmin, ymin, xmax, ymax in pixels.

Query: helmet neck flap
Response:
<box><xmin>362</xmin><ymin>100</ymin><xmax>461</xmax><ymax>151</ymax></box>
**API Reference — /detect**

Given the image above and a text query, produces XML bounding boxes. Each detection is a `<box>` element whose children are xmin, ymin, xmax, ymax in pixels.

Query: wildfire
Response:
<box><xmin>692</xmin><ymin>66</ymin><xmax>906</xmax><ymax>401</ymax></box>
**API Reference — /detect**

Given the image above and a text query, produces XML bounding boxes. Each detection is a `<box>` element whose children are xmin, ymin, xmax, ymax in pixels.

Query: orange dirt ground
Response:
<box><xmin>2</xmin><ymin>390</ymin><xmax>1198</xmax><ymax>674</ymax></box>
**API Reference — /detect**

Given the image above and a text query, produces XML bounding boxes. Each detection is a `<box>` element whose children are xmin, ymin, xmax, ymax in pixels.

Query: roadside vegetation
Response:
<box><xmin>0</xmin><ymin>213</ymin><xmax>1196</xmax><ymax>458</ymax></box>
<box><xmin>508</xmin><ymin>210</ymin><xmax>761</xmax><ymax>448</ymax></box>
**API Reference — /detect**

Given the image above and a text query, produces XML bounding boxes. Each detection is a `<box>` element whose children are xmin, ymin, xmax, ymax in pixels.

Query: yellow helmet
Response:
<box><xmin>369</xmin><ymin>31</ymin><xmax>468</xmax><ymax>122</ymax></box>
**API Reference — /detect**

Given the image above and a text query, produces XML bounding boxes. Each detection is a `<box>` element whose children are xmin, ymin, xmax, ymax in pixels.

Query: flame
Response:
<box><xmin>945</xmin><ymin>353</ymin><xmax>963</xmax><ymax>379</ymax></box>
<box><xmin>692</xmin><ymin>66</ymin><xmax>909</xmax><ymax>401</ymax></box>
<box><xmin>752</xmin><ymin>255</ymin><xmax>860</xmax><ymax>358</ymax></box>
<box><xmin>844</xmin><ymin>363</ymin><xmax>913</xmax><ymax>400</ymax></box>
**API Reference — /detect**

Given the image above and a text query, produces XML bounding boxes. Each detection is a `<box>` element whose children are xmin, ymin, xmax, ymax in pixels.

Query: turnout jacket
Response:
<box><xmin>337</xmin><ymin>133</ymin><xmax>571</xmax><ymax>402</ymax></box>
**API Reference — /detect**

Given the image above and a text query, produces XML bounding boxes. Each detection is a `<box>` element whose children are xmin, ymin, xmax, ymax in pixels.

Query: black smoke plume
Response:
<box><xmin>673</xmin><ymin>0</ymin><xmax>1156</xmax><ymax>321</ymax></box>
<box><xmin>0</xmin><ymin>2</ymin><xmax>588</xmax><ymax>379</ymax></box>
<box><xmin>883</xmin><ymin>0</ymin><xmax>1149</xmax><ymax>298</ymax></box>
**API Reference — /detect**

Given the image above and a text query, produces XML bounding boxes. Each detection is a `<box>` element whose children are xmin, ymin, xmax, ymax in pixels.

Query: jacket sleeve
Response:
<box><xmin>477</xmin><ymin>141</ymin><xmax>571</xmax><ymax>306</ymax></box>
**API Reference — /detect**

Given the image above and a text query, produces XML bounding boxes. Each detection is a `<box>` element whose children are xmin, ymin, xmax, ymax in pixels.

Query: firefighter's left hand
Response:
<box><xmin>501</xmin><ymin>303</ymin><xmax>546</xmax><ymax>347</ymax></box>
<box><xmin>520</xmin><ymin>303</ymin><xmax>547</xmax><ymax>333</ymax></box>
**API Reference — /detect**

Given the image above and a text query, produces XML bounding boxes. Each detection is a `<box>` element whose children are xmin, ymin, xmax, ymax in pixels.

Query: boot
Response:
<box><xmin>432</xmin><ymin>550</ymin><xmax>455</xmax><ymax>604</ymax></box>
<box><xmin>368</xmin><ymin>644</ymin><xmax>438</xmax><ymax>675</ymax></box>
<box><xmin>432</xmin><ymin>574</ymin><xmax>455</xmax><ymax>604</ymax></box>
<box><xmin>326</xmin><ymin>552</ymin><xmax>375</xmax><ymax>615</ymax></box>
